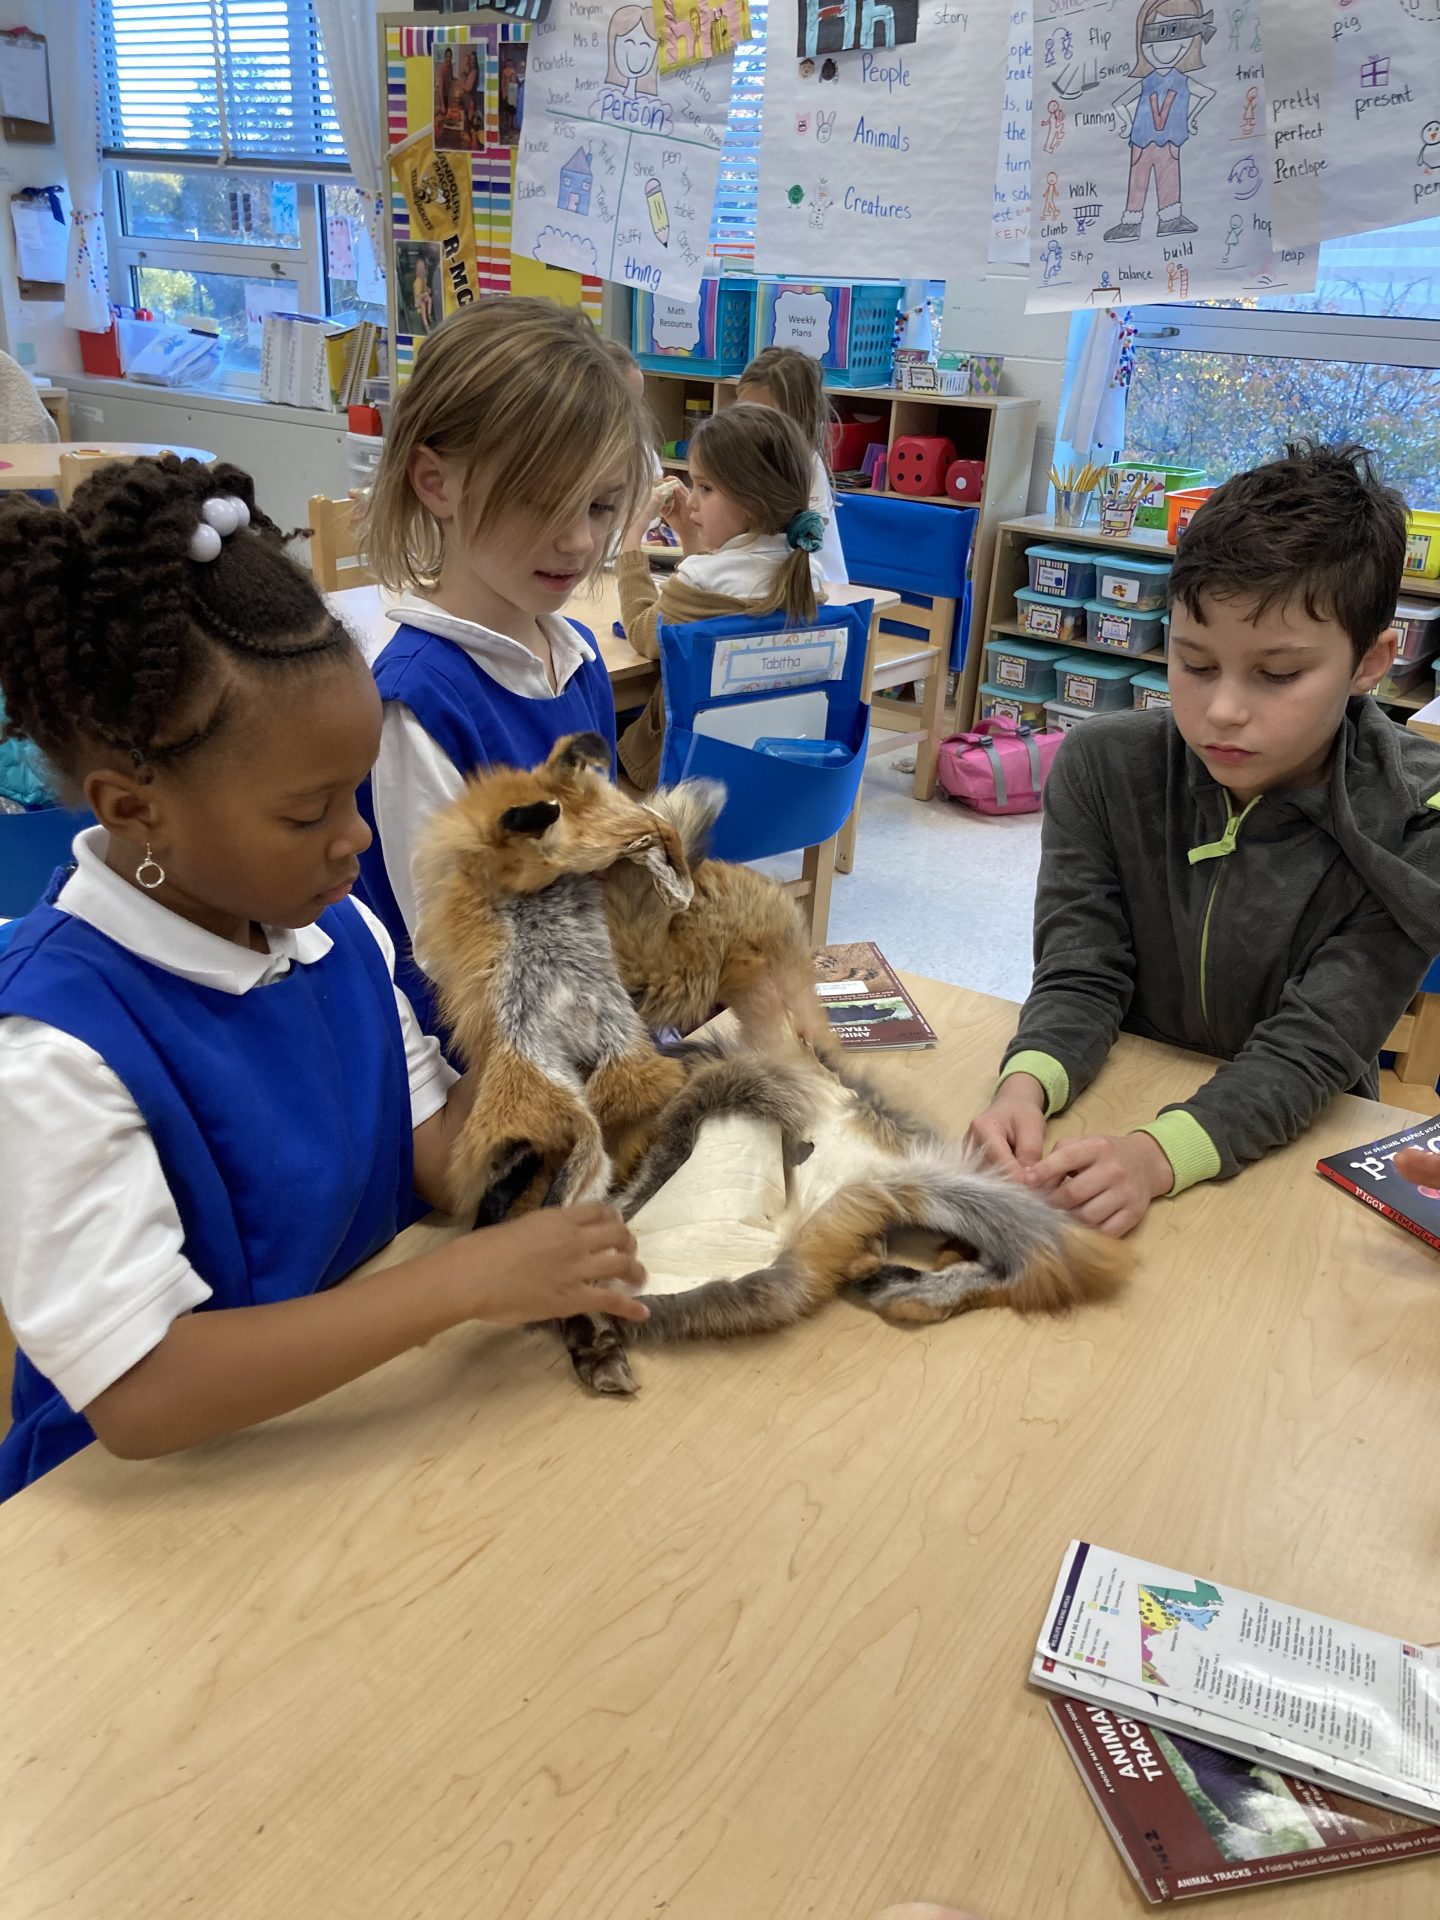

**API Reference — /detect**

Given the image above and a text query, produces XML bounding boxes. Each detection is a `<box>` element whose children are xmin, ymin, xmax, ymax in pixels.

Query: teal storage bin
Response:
<box><xmin>980</xmin><ymin>683</ymin><xmax>1050</xmax><ymax>728</ymax></box>
<box><xmin>983</xmin><ymin>636</ymin><xmax>1065</xmax><ymax>698</ymax></box>
<box><xmin>1056</xmin><ymin>653</ymin><xmax>1142</xmax><ymax>712</ymax></box>
<box><xmin>1094</xmin><ymin>552</ymin><xmax>1172</xmax><ymax>611</ymax></box>
<box><xmin>1015</xmin><ymin>587</ymin><xmax>1087</xmax><ymax>645</ymax></box>
<box><xmin>1025</xmin><ymin>544</ymin><xmax>1098</xmax><ymax>601</ymax></box>
<box><xmin>1083</xmin><ymin>599</ymin><xmax>1167</xmax><ymax>657</ymax></box>
<box><xmin>1131</xmin><ymin>669</ymin><xmax>1172</xmax><ymax>710</ymax></box>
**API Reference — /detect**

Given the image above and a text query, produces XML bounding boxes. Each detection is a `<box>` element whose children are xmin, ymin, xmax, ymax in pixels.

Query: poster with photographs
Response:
<box><xmin>434</xmin><ymin>38</ymin><xmax>486</xmax><ymax>150</ymax></box>
<box><xmin>498</xmin><ymin>44</ymin><xmax>528</xmax><ymax>146</ymax></box>
<box><xmin>394</xmin><ymin>241</ymin><xmax>443</xmax><ymax>334</ymax></box>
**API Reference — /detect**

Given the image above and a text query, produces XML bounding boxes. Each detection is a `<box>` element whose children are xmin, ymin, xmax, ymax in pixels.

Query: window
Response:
<box><xmin>710</xmin><ymin>0</ymin><xmax>767</xmax><ymax>262</ymax></box>
<box><xmin>1123</xmin><ymin>217</ymin><xmax>1440</xmax><ymax>509</ymax></box>
<box><xmin>96</xmin><ymin>2</ymin><xmax>379</xmax><ymax>391</ymax></box>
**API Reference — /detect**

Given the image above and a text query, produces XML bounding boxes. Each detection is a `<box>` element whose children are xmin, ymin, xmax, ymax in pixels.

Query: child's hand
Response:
<box><xmin>1022</xmin><ymin>1131</ymin><xmax>1172</xmax><ymax>1238</ymax></box>
<box><xmin>966</xmin><ymin>1074</ymin><xmax>1048</xmax><ymax>1177</ymax></box>
<box><xmin>657</xmin><ymin>477</ymin><xmax>690</xmax><ymax>527</ymax></box>
<box><xmin>1393</xmin><ymin>1147</ymin><xmax>1440</xmax><ymax>1186</ymax></box>
<box><xmin>460</xmin><ymin>1204</ymin><xmax>649</xmax><ymax>1325</ymax></box>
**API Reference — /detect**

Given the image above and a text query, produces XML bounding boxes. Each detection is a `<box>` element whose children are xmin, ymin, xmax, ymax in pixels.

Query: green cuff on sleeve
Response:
<box><xmin>1137</xmin><ymin>1111</ymin><xmax>1223</xmax><ymax>1196</ymax></box>
<box><xmin>998</xmin><ymin>1050</ymin><xmax>1070</xmax><ymax>1118</ymax></box>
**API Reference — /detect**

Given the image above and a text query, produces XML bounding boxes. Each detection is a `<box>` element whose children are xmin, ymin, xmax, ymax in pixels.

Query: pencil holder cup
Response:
<box><xmin>1053</xmin><ymin>489</ymin><xmax>1093</xmax><ymax>528</ymax></box>
<box><xmin>1099</xmin><ymin>499</ymin><xmax>1139</xmax><ymax>537</ymax></box>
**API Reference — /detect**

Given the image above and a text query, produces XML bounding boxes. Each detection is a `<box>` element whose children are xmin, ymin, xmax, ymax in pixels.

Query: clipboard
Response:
<box><xmin>0</xmin><ymin>27</ymin><xmax>53</xmax><ymax>145</ymax></box>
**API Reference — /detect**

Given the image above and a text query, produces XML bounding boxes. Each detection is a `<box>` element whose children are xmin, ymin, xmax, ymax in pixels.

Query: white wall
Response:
<box><xmin>0</xmin><ymin>0</ymin><xmax>79</xmax><ymax>374</ymax></box>
<box><xmin>939</xmin><ymin>268</ymin><xmax>1071</xmax><ymax>511</ymax></box>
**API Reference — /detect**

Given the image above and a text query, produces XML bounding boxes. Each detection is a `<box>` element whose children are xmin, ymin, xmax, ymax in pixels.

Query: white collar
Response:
<box><xmin>54</xmin><ymin>827</ymin><xmax>332</xmax><ymax>996</ymax></box>
<box><xmin>388</xmin><ymin>592</ymin><xmax>596</xmax><ymax>700</ymax></box>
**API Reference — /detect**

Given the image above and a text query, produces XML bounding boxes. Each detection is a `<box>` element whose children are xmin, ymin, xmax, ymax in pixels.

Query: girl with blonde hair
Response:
<box><xmin>356</xmin><ymin>296</ymin><xmax>652</xmax><ymax>1037</ymax></box>
<box><xmin>738</xmin><ymin>344</ymin><xmax>848</xmax><ymax>585</ymax></box>
<box><xmin>1104</xmin><ymin>0</ymin><xmax>1216</xmax><ymax>243</ymax></box>
<box><xmin>615</xmin><ymin>402</ymin><xmax>826</xmax><ymax>789</ymax></box>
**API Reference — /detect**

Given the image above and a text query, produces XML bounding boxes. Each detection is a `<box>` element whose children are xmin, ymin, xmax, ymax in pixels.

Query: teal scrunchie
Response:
<box><xmin>785</xmin><ymin>509</ymin><xmax>825</xmax><ymax>554</ymax></box>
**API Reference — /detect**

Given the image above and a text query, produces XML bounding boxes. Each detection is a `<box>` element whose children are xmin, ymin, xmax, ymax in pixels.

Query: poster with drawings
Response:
<box><xmin>753</xmin><ymin>4</ymin><xmax>1010</xmax><ymax>279</ymax></box>
<box><xmin>1260</xmin><ymin>0</ymin><xmax>1440</xmax><ymax>250</ymax></box>
<box><xmin>1028</xmin><ymin>0</ymin><xmax>1315</xmax><ymax>312</ymax></box>
<box><xmin>512</xmin><ymin>0</ymin><xmax>733</xmax><ymax>299</ymax></box>
<box><xmin>992</xmin><ymin>2</ymin><xmax>1033</xmax><ymax>266</ymax></box>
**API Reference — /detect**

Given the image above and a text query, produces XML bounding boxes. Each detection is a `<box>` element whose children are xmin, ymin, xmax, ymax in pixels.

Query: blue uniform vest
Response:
<box><xmin>0</xmin><ymin>893</ymin><xmax>414</xmax><ymax>1498</ymax></box>
<box><xmin>355</xmin><ymin>619</ymin><xmax>617</xmax><ymax>1044</ymax></box>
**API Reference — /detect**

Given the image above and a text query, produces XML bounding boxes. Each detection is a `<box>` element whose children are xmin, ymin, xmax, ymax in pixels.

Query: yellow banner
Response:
<box><xmin>389</xmin><ymin>126</ymin><xmax>479</xmax><ymax>331</ymax></box>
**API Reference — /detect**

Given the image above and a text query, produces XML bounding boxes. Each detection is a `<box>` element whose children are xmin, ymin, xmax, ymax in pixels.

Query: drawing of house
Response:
<box><xmin>558</xmin><ymin>148</ymin><xmax>592</xmax><ymax>216</ymax></box>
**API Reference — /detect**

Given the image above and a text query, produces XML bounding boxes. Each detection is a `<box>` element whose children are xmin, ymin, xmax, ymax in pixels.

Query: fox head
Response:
<box><xmin>419</xmin><ymin>732</ymin><xmax>695</xmax><ymax>908</ymax></box>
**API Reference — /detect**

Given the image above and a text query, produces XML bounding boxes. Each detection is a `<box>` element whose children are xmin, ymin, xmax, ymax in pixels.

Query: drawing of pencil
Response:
<box><xmin>645</xmin><ymin>177</ymin><xmax>670</xmax><ymax>247</ymax></box>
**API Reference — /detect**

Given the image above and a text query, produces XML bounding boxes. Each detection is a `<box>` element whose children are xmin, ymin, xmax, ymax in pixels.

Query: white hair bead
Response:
<box><xmin>188</xmin><ymin>522</ymin><xmax>223</xmax><ymax>563</ymax></box>
<box><xmin>201</xmin><ymin>495</ymin><xmax>244</xmax><ymax>537</ymax></box>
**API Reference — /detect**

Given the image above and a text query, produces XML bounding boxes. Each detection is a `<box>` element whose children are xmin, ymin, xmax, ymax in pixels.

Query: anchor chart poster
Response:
<box><xmin>753</xmin><ymin>3</ymin><xmax>1010</xmax><ymax>279</ymax></box>
<box><xmin>1261</xmin><ymin>0</ymin><xmax>1440</xmax><ymax>251</ymax></box>
<box><xmin>1028</xmin><ymin>0</ymin><xmax>1315</xmax><ymax>312</ymax></box>
<box><xmin>512</xmin><ymin>0</ymin><xmax>733</xmax><ymax>299</ymax></box>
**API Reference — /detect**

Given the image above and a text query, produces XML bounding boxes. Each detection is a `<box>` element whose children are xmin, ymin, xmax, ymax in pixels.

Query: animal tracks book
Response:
<box><xmin>811</xmin><ymin>942</ymin><xmax>936</xmax><ymax>1051</ymax></box>
<box><xmin>1050</xmin><ymin>1696</ymin><xmax>1440</xmax><ymax>1903</ymax></box>
<box><xmin>1031</xmin><ymin>1542</ymin><xmax>1440</xmax><ymax>1825</ymax></box>
<box><xmin>1315</xmin><ymin>1114</ymin><xmax>1440</xmax><ymax>1254</ymax></box>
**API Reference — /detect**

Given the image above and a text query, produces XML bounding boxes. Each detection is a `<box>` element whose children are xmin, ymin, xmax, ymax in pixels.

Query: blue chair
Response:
<box><xmin>832</xmin><ymin>494</ymin><xmax>977</xmax><ymax>870</ymax></box>
<box><xmin>0</xmin><ymin>805</ymin><xmax>91</xmax><ymax>929</ymax></box>
<box><xmin>656</xmin><ymin>601</ymin><xmax>872</xmax><ymax>943</ymax></box>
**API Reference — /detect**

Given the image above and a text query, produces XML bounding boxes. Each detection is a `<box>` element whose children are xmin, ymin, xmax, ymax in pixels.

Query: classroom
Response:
<box><xmin>1</xmin><ymin>2</ymin><xmax>1439</xmax><ymax>1915</ymax></box>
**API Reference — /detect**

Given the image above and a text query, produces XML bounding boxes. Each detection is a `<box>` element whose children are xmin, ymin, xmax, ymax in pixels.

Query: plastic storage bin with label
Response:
<box><xmin>1404</xmin><ymin>510</ymin><xmax>1440</xmax><ymax>581</ymax></box>
<box><xmin>1025</xmin><ymin>545</ymin><xmax>1098</xmax><ymax>601</ymax></box>
<box><xmin>1095</xmin><ymin>553</ymin><xmax>1171</xmax><ymax>610</ymax></box>
<box><xmin>1043</xmin><ymin>699</ymin><xmax>1097</xmax><ymax>734</ymax></box>
<box><xmin>984</xmin><ymin>637</ymin><xmax>1064</xmax><ymax>698</ymax></box>
<box><xmin>1131</xmin><ymin>670</ymin><xmax>1171</xmax><ymax>710</ymax></box>
<box><xmin>1083</xmin><ymin>599</ymin><xmax>1167</xmax><ymax>657</ymax></box>
<box><xmin>981</xmin><ymin>685</ymin><xmax>1050</xmax><ymax>729</ymax></box>
<box><xmin>1015</xmin><ymin>588</ymin><xmax>1086</xmax><ymax>645</ymax></box>
<box><xmin>1056</xmin><ymin>654</ymin><xmax>1142</xmax><ymax>712</ymax></box>
<box><xmin>1393</xmin><ymin>598</ymin><xmax>1438</xmax><ymax>665</ymax></box>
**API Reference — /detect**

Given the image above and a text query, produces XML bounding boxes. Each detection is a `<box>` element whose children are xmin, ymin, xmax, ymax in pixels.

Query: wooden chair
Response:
<box><xmin>829</xmin><ymin>497</ymin><xmax>976</xmax><ymax>875</ymax></box>
<box><xmin>58</xmin><ymin>448</ymin><xmax>137</xmax><ymax>505</ymax></box>
<box><xmin>307</xmin><ymin>493</ymin><xmax>375</xmax><ymax>592</ymax></box>
<box><xmin>1385</xmin><ymin>961</ymin><xmax>1440</xmax><ymax>1103</ymax></box>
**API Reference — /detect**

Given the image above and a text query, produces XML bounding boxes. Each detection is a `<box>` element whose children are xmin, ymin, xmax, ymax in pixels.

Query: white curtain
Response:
<box><xmin>52</xmin><ymin>0</ymin><xmax>110</xmax><ymax>331</ymax></box>
<box><xmin>314</xmin><ymin>0</ymin><xmax>385</xmax><ymax>249</ymax></box>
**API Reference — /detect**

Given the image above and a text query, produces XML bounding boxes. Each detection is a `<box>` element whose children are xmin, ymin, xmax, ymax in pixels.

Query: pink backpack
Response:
<box><xmin>936</xmin><ymin>716</ymin><xmax>1065</xmax><ymax>816</ymax></box>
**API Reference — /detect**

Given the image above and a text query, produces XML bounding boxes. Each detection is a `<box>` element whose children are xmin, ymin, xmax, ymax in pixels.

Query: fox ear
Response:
<box><xmin>498</xmin><ymin>799</ymin><xmax>561</xmax><ymax>837</ymax></box>
<box><xmin>550</xmin><ymin>731</ymin><xmax>611</xmax><ymax>777</ymax></box>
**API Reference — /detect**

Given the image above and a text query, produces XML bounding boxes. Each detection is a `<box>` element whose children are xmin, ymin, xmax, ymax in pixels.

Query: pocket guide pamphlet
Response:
<box><xmin>811</xmin><ymin>942</ymin><xmax>937</xmax><ymax>1051</ymax></box>
<box><xmin>1032</xmin><ymin>1542</ymin><xmax>1440</xmax><ymax>1824</ymax></box>
<box><xmin>1050</xmin><ymin>1696</ymin><xmax>1440</xmax><ymax>1903</ymax></box>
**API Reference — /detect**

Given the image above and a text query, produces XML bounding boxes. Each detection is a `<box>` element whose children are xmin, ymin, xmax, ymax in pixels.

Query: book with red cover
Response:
<box><xmin>812</xmin><ymin>941</ymin><xmax>937</xmax><ymax>1051</ymax></box>
<box><xmin>1050</xmin><ymin>1696</ymin><xmax>1440</xmax><ymax>1903</ymax></box>
<box><xmin>1315</xmin><ymin>1113</ymin><xmax>1440</xmax><ymax>1254</ymax></box>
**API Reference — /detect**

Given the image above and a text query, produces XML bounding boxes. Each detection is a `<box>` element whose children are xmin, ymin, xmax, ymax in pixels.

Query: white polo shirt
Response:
<box><xmin>0</xmin><ymin>828</ymin><xmax>455</xmax><ymax>1412</ymax></box>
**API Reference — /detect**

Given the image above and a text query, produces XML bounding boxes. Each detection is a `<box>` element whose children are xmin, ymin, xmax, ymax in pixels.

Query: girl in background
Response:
<box><xmin>615</xmin><ymin>402</ymin><xmax>826</xmax><ymax>789</ymax></box>
<box><xmin>738</xmin><ymin>345</ymin><xmax>848</xmax><ymax>587</ymax></box>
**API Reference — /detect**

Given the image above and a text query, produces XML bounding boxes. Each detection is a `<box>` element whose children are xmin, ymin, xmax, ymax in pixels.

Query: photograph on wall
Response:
<box><xmin>795</xmin><ymin>0</ymin><xmax>918</xmax><ymax>59</ymax></box>
<box><xmin>499</xmin><ymin>44</ymin><xmax>528</xmax><ymax>146</ymax></box>
<box><xmin>433</xmin><ymin>38</ymin><xmax>485</xmax><ymax>151</ymax></box>
<box><xmin>395</xmin><ymin>240</ymin><xmax>443</xmax><ymax>334</ymax></box>
<box><xmin>652</xmin><ymin>0</ymin><xmax>750</xmax><ymax>74</ymax></box>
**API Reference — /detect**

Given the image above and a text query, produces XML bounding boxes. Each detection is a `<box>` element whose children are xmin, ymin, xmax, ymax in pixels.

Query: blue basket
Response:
<box><xmin>633</xmin><ymin>278</ymin><xmax>756</xmax><ymax>378</ymax></box>
<box><xmin>828</xmin><ymin>282</ymin><xmax>906</xmax><ymax>390</ymax></box>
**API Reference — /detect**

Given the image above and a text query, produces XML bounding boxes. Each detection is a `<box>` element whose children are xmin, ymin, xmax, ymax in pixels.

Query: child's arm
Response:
<box><xmin>369</xmin><ymin>704</ymin><xmax>469</xmax><ymax>943</ymax></box>
<box><xmin>968</xmin><ymin>736</ymin><xmax>1137</xmax><ymax>1169</ymax></box>
<box><xmin>614</xmin><ymin>548</ymin><xmax>665</xmax><ymax>661</ymax></box>
<box><xmin>86</xmin><ymin>1206</ymin><xmax>646</xmax><ymax>1460</ymax></box>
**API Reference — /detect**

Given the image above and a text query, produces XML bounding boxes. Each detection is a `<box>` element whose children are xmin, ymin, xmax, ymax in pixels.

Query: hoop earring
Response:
<box><xmin>135</xmin><ymin>845</ymin><xmax>165</xmax><ymax>891</ymax></box>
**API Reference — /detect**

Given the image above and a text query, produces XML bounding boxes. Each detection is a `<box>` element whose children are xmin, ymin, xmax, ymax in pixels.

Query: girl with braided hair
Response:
<box><xmin>0</xmin><ymin>455</ymin><xmax>646</xmax><ymax>1497</ymax></box>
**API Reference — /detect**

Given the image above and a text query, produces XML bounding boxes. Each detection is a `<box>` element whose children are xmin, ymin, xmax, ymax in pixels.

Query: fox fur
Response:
<box><xmin>603</xmin><ymin>777</ymin><xmax>836</xmax><ymax>1060</ymax></box>
<box><xmin>415</xmin><ymin>731</ymin><xmax>697</xmax><ymax>1223</ymax></box>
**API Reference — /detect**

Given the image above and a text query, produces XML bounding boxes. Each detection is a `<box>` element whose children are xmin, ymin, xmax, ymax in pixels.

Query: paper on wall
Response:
<box><xmin>0</xmin><ymin>38</ymin><xmax>49</xmax><ymax>124</ymax></box>
<box><xmin>9</xmin><ymin>192</ymin><xmax>66</xmax><ymax>284</ymax></box>
<box><xmin>1027</xmin><ymin>0</ymin><xmax>1316</xmax><ymax>313</ymax></box>
<box><xmin>1261</xmin><ymin>0</ymin><xmax>1440</xmax><ymax>251</ymax></box>
<box><xmin>512</xmin><ymin>0</ymin><xmax>734</xmax><ymax>300</ymax></box>
<box><xmin>652</xmin><ymin>0</ymin><xmax>750</xmax><ymax>75</ymax></box>
<box><xmin>992</xmin><ymin>2</ymin><xmax>1033</xmax><ymax>267</ymax></box>
<box><xmin>752</xmin><ymin>5</ymin><xmax>1010</xmax><ymax>280</ymax></box>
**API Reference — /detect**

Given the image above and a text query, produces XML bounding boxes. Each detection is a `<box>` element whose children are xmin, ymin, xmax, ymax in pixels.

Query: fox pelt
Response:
<box><xmin>415</xmin><ymin>730</ymin><xmax>698</xmax><ymax>1224</ymax></box>
<box><xmin>586</xmin><ymin>1013</ymin><xmax>1132</xmax><ymax>1394</ymax></box>
<box><xmin>603</xmin><ymin>776</ymin><xmax>836</xmax><ymax>1060</ymax></box>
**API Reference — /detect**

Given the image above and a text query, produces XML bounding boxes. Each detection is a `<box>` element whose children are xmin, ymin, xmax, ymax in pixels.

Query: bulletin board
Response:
<box><xmin>382</xmin><ymin>12</ymin><xmax>602</xmax><ymax>387</ymax></box>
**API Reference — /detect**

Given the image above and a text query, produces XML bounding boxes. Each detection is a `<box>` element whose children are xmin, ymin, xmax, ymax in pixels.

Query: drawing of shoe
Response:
<box><xmin>1103</xmin><ymin>218</ymin><xmax>1141</xmax><ymax>242</ymax></box>
<box><xmin>1157</xmin><ymin>213</ymin><xmax>1198</xmax><ymax>236</ymax></box>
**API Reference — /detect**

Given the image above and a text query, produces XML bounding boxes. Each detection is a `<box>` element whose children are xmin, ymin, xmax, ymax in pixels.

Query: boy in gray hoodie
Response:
<box><xmin>969</xmin><ymin>442</ymin><xmax>1440</xmax><ymax>1236</ymax></box>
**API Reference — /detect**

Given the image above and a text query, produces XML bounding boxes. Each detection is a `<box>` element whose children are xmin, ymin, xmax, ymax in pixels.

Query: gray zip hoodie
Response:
<box><xmin>998</xmin><ymin>698</ymin><xmax>1440</xmax><ymax>1189</ymax></box>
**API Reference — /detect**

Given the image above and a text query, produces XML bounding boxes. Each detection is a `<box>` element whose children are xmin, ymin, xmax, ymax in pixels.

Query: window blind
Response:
<box><xmin>98</xmin><ymin>0</ymin><xmax>345</xmax><ymax>173</ymax></box>
<box><xmin>709</xmin><ymin>0</ymin><xmax>767</xmax><ymax>262</ymax></box>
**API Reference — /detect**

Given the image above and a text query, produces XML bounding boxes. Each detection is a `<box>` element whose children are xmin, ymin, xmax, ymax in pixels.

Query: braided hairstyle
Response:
<box><xmin>0</xmin><ymin>455</ymin><xmax>351</xmax><ymax>775</ymax></box>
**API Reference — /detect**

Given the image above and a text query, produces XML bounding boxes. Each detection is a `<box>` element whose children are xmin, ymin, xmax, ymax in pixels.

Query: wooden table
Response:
<box><xmin>327</xmin><ymin>577</ymin><xmax>901</xmax><ymax>712</ymax></box>
<box><xmin>3</xmin><ymin>981</ymin><xmax>1437</xmax><ymax>1919</ymax></box>
<box><xmin>0</xmin><ymin>439</ymin><xmax>216</xmax><ymax>490</ymax></box>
